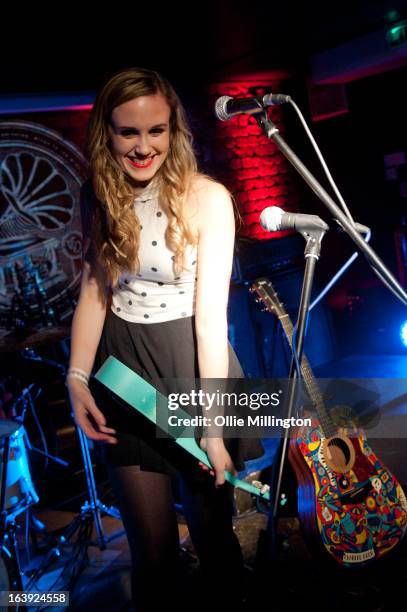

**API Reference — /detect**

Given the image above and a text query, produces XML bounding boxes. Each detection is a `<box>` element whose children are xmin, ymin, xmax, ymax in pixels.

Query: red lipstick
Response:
<box><xmin>126</xmin><ymin>156</ymin><xmax>155</xmax><ymax>169</ymax></box>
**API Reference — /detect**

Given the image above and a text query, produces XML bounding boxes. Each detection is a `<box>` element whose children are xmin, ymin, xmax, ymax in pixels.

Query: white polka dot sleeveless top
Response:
<box><xmin>111</xmin><ymin>180</ymin><xmax>197</xmax><ymax>323</ymax></box>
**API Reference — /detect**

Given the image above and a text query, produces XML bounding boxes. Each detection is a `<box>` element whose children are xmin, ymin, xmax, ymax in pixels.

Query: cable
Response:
<box><xmin>27</xmin><ymin>514</ymin><xmax>93</xmax><ymax>611</ymax></box>
<box><xmin>287</xmin><ymin>99</ymin><xmax>407</xmax><ymax>307</ymax></box>
<box><xmin>288</xmin><ymin>99</ymin><xmax>356</xmax><ymax>224</ymax></box>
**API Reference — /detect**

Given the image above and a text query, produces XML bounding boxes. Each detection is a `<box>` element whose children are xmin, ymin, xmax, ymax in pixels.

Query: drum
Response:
<box><xmin>0</xmin><ymin>420</ymin><xmax>39</xmax><ymax>521</ymax></box>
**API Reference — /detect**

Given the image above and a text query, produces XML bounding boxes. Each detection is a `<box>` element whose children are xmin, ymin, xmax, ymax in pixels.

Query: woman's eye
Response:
<box><xmin>119</xmin><ymin>128</ymin><xmax>164</xmax><ymax>137</ymax></box>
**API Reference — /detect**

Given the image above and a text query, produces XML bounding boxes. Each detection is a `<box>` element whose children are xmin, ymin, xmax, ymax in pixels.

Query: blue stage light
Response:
<box><xmin>400</xmin><ymin>321</ymin><xmax>407</xmax><ymax>347</ymax></box>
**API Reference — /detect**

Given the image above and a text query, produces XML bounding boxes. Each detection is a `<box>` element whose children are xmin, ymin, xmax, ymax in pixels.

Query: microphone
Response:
<box><xmin>215</xmin><ymin>93</ymin><xmax>291</xmax><ymax>121</ymax></box>
<box><xmin>260</xmin><ymin>207</ymin><xmax>369</xmax><ymax>235</ymax></box>
<box><xmin>260</xmin><ymin>207</ymin><xmax>329</xmax><ymax>233</ymax></box>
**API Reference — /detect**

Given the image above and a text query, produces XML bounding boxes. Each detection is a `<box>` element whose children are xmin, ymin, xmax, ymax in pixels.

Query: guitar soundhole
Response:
<box><xmin>326</xmin><ymin>437</ymin><xmax>353</xmax><ymax>472</ymax></box>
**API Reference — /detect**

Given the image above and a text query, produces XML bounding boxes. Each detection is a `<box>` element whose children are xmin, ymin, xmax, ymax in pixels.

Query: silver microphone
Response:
<box><xmin>215</xmin><ymin>93</ymin><xmax>291</xmax><ymax>121</ymax></box>
<box><xmin>260</xmin><ymin>206</ymin><xmax>369</xmax><ymax>234</ymax></box>
<box><xmin>260</xmin><ymin>207</ymin><xmax>329</xmax><ymax>232</ymax></box>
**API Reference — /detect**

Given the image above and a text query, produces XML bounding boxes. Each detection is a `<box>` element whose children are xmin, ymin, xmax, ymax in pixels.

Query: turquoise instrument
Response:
<box><xmin>95</xmin><ymin>356</ymin><xmax>270</xmax><ymax>500</ymax></box>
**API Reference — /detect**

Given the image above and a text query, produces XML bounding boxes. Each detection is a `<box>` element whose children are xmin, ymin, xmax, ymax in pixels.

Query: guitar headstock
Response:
<box><xmin>250</xmin><ymin>277</ymin><xmax>287</xmax><ymax>319</ymax></box>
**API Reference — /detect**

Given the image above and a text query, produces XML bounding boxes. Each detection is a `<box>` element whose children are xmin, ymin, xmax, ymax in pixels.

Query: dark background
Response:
<box><xmin>2</xmin><ymin>1</ymin><xmax>406</xmax><ymax>93</ymax></box>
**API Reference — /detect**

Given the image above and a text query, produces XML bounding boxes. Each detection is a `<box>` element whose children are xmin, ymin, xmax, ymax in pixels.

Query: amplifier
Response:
<box><xmin>232</xmin><ymin>234</ymin><xmax>305</xmax><ymax>284</ymax></box>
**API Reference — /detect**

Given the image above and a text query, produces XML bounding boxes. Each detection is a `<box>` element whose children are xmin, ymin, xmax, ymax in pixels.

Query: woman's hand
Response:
<box><xmin>67</xmin><ymin>378</ymin><xmax>117</xmax><ymax>444</ymax></box>
<box><xmin>198</xmin><ymin>437</ymin><xmax>237</xmax><ymax>487</ymax></box>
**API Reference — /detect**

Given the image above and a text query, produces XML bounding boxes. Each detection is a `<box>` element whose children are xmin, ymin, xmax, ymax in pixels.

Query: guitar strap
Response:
<box><xmin>95</xmin><ymin>355</ymin><xmax>270</xmax><ymax>500</ymax></box>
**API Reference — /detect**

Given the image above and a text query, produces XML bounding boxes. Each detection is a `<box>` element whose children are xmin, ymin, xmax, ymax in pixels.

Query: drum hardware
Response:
<box><xmin>70</xmin><ymin>412</ymin><xmax>123</xmax><ymax>550</ymax></box>
<box><xmin>4</xmin><ymin>255</ymin><xmax>75</xmax><ymax>341</ymax></box>
<box><xmin>16</xmin><ymin>404</ymin><xmax>124</xmax><ymax>598</ymax></box>
<box><xmin>26</xmin><ymin>355</ymin><xmax>124</xmax><ymax>550</ymax></box>
<box><xmin>0</xmin><ymin>420</ymin><xmax>39</xmax><ymax>524</ymax></box>
<box><xmin>0</xmin><ymin>360</ymin><xmax>123</xmax><ymax>597</ymax></box>
<box><xmin>6</xmin><ymin>346</ymin><xmax>123</xmax><ymax>551</ymax></box>
<box><xmin>0</xmin><ymin>523</ymin><xmax>25</xmax><ymax>608</ymax></box>
<box><xmin>0</xmin><ymin>421</ymin><xmax>33</xmax><ymax>604</ymax></box>
<box><xmin>10</xmin><ymin>384</ymin><xmax>69</xmax><ymax>471</ymax></box>
<box><xmin>20</xmin><ymin>359</ymin><xmax>124</xmax><ymax>551</ymax></box>
<box><xmin>0</xmin><ymin>282</ymin><xmax>122</xmax><ymax>591</ymax></box>
<box><xmin>17</xmin><ymin>255</ymin><xmax>58</xmax><ymax>328</ymax></box>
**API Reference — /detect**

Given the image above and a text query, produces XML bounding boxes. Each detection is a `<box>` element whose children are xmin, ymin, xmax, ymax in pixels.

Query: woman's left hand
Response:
<box><xmin>198</xmin><ymin>437</ymin><xmax>237</xmax><ymax>487</ymax></box>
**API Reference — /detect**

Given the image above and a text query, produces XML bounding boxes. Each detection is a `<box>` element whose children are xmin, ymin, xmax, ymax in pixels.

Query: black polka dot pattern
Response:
<box><xmin>113</xmin><ymin>195</ymin><xmax>198</xmax><ymax>321</ymax></box>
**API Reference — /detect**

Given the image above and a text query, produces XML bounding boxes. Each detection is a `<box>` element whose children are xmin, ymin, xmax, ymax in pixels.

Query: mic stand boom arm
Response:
<box><xmin>254</xmin><ymin>112</ymin><xmax>407</xmax><ymax>305</ymax></box>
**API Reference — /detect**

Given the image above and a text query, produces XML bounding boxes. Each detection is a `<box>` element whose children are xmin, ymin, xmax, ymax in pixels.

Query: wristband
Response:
<box><xmin>66</xmin><ymin>368</ymin><xmax>90</xmax><ymax>386</ymax></box>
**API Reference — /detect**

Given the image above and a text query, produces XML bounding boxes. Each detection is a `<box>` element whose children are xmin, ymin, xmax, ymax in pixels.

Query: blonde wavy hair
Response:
<box><xmin>86</xmin><ymin>66</ymin><xmax>199</xmax><ymax>287</ymax></box>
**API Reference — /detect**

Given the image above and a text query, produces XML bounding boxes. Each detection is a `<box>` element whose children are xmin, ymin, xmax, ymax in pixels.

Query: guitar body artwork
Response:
<box><xmin>251</xmin><ymin>276</ymin><xmax>407</xmax><ymax>566</ymax></box>
<box><xmin>289</xmin><ymin>422</ymin><xmax>407</xmax><ymax>566</ymax></box>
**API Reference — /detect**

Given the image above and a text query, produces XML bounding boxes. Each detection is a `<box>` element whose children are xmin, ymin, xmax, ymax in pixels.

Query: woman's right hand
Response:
<box><xmin>67</xmin><ymin>378</ymin><xmax>117</xmax><ymax>444</ymax></box>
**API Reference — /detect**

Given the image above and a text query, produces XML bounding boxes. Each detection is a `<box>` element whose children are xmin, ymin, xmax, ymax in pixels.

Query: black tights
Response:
<box><xmin>108</xmin><ymin>465</ymin><xmax>245</xmax><ymax>611</ymax></box>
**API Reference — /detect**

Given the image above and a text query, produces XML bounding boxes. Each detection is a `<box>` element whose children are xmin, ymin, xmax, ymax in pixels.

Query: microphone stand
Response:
<box><xmin>251</xmin><ymin>109</ymin><xmax>406</xmax><ymax>581</ymax></box>
<box><xmin>255</xmin><ymin>226</ymin><xmax>327</xmax><ymax>584</ymax></box>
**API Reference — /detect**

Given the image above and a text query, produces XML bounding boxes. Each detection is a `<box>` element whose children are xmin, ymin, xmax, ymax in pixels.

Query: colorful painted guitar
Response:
<box><xmin>251</xmin><ymin>277</ymin><xmax>407</xmax><ymax>566</ymax></box>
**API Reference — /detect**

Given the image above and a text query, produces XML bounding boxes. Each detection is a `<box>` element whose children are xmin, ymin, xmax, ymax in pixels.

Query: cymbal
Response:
<box><xmin>0</xmin><ymin>326</ymin><xmax>71</xmax><ymax>352</ymax></box>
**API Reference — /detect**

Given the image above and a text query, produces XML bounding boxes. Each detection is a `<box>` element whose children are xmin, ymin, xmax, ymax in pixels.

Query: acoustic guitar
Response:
<box><xmin>251</xmin><ymin>277</ymin><xmax>407</xmax><ymax>566</ymax></box>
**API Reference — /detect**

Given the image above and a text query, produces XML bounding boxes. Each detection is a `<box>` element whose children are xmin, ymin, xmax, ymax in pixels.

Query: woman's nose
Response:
<box><xmin>134</xmin><ymin>134</ymin><xmax>151</xmax><ymax>155</ymax></box>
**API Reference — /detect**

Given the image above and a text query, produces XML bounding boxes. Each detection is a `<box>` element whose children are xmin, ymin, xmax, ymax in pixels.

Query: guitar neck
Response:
<box><xmin>254</xmin><ymin>280</ymin><xmax>338</xmax><ymax>438</ymax></box>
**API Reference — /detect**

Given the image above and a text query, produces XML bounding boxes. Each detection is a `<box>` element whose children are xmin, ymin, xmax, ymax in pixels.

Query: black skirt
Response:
<box><xmin>91</xmin><ymin>309</ymin><xmax>264</xmax><ymax>479</ymax></box>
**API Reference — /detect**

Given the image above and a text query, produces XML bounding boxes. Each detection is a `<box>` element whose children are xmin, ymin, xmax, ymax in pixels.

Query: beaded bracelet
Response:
<box><xmin>66</xmin><ymin>367</ymin><xmax>90</xmax><ymax>386</ymax></box>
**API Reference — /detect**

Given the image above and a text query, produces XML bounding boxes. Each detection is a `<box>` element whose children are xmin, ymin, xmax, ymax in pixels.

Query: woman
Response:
<box><xmin>67</xmin><ymin>67</ymin><xmax>263</xmax><ymax>610</ymax></box>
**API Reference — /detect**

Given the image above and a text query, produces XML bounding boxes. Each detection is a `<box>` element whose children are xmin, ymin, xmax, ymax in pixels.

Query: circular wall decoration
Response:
<box><xmin>0</xmin><ymin>121</ymin><xmax>88</xmax><ymax>336</ymax></box>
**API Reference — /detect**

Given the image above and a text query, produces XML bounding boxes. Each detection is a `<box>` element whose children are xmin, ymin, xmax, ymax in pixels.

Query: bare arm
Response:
<box><xmin>194</xmin><ymin>179</ymin><xmax>237</xmax><ymax>484</ymax></box>
<box><xmin>67</xmin><ymin>261</ymin><xmax>117</xmax><ymax>443</ymax></box>
<box><xmin>69</xmin><ymin>260</ymin><xmax>109</xmax><ymax>375</ymax></box>
<box><xmin>67</xmin><ymin>182</ymin><xmax>117</xmax><ymax>443</ymax></box>
<box><xmin>195</xmin><ymin>180</ymin><xmax>235</xmax><ymax>377</ymax></box>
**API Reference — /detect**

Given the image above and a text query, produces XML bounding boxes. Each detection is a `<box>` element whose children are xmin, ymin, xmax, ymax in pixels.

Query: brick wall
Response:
<box><xmin>208</xmin><ymin>76</ymin><xmax>299</xmax><ymax>239</ymax></box>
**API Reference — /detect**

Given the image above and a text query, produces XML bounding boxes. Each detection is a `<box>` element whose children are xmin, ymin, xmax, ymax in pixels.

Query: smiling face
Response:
<box><xmin>109</xmin><ymin>93</ymin><xmax>171</xmax><ymax>188</ymax></box>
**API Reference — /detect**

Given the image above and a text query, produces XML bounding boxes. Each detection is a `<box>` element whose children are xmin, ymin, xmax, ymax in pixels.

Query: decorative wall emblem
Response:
<box><xmin>0</xmin><ymin>121</ymin><xmax>88</xmax><ymax>336</ymax></box>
